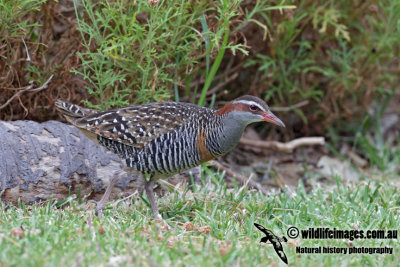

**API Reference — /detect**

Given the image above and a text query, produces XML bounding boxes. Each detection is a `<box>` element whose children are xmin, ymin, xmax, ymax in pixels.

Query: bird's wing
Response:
<box><xmin>254</xmin><ymin>223</ymin><xmax>274</xmax><ymax>237</ymax></box>
<box><xmin>254</xmin><ymin>223</ymin><xmax>267</xmax><ymax>233</ymax></box>
<box><xmin>272</xmin><ymin>243</ymin><xmax>288</xmax><ymax>264</ymax></box>
<box><xmin>254</xmin><ymin>223</ymin><xmax>288</xmax><ymax>264</ymax></box>
<box><xmin>70</xmin><ymin>102</ymin><xmax>212</xmax><ymax>149</ymax></box>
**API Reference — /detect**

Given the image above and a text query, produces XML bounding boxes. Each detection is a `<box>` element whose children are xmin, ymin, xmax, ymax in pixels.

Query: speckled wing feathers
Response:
<box><xmin>62</xmin><ymin>102</ymin><xmax>214</xmax><ymax>149</ymax></box>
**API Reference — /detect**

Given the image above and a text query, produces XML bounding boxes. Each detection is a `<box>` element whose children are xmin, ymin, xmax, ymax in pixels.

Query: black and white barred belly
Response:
<box><xmin>98</xmin><ymin>125</ymin><xmax>202</xmax><ymax>178</ymax></box>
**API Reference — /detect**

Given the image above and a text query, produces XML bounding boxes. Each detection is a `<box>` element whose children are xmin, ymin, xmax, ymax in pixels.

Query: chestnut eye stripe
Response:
<box><xmin>232</xmin><ymin>100</ymin><xmax>266</xmax><ymax>112</ymax></box>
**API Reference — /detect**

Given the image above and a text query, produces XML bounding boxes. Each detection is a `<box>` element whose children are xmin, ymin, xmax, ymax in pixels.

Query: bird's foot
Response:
<box><xmin>153</xmin><ymin>212</ymin><xmax>163</xmax><ymax>221</ymax></box>
<box><xmin>152</xmin><ymin>213</ymin><xmax>170</xmax><ymax>230</ymax></box>
<box><xmin>87</xmin><ymin>199</ymin><xmax>104</xmax><ymax>219</ymax></box>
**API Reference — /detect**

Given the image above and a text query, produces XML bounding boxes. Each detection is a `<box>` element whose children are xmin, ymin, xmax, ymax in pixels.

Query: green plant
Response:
<box><xmin>244</xmin><ymin>0</ymin><xmax>400</xmax><ymax>131</ymax></box>
<box><xmin>72</xmin><ymin>0</ymin><xmax>296</xmax><ymax>109</ymax></box>
<box><xmin>0</xmin><ymin>0</ymin><xmax>73</xmax><ymax>121</ymax></box>
<box><xmin>0</xmin><ymin>0</ymin><xmax>48</xmax><ymax>85</ymax></box>
<box><xmin>0</xmin><ymin>0</ymin><xmax>44</xmax><ymax>41</ymax></box>
<box><xmin>74</xmin><ymin>0</ymin><xmax>236</xmax><ymax>109</ymax></box>
<box><xmin>325</xmin><ymin>88</ymin><xmax>399</xmax><ymax>176</ymax></box>
<box><xmin>354</xmin><ymin>91</ymin><xmax>400</xmax><ymax>172</ymax></box>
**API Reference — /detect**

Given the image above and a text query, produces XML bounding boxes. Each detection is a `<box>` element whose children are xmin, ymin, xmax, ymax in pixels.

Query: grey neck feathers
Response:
<box><xmin>210</xmin><ymin>110</ymin><xmax>256</xmax><ymax>155</ymax></box>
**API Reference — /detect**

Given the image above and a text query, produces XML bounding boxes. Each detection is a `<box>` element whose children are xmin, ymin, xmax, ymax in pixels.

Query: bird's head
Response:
<box><xmin>216</xmin><ymin>95</ymin><xmax>285</xmax><ymax>128</ymax></box>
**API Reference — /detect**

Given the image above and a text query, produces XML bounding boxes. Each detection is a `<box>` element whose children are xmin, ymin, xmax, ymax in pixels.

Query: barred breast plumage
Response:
<box><xmin>55</xmin><ymin>96</ymin><xmax>285</xmax><ymax>218</ymax></box>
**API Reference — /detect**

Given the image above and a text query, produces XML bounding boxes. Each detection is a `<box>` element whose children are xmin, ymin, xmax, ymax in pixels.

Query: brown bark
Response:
<box><xmin>0</xmin><ymin>120</ymin><xmax>196</xmax><ymax>205</ymax></box>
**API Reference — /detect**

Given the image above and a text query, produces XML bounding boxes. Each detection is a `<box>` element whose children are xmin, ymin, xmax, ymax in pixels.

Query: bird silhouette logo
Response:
<box><xmin>254</xmin><ymin>223</ymin><xmax>288</xmax><ymax>264</ymax></box>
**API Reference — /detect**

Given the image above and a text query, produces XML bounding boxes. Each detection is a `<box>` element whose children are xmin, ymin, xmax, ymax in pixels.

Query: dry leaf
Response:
<box><xmin>98</xmin><ymin>225</ymin><xmax>105</xmax><ymax>235</ymax></box>
<box><xmin>167</xmin><ymin>236</ymin><xmax>178</xmax><ymax>248</ymax></box>
<box><xmin>11</xmin><ymin>227</ymin><xmax>23</xmax><ymax>239</ymax></box>
<box><xmin>182</xmin><ymin>222</ymin><xmax>194</xmax><ymax>231</ymax></box>
<box><xmin>219</xmin><ymin>243</ymin><xmax>232</xmax><ymax>256</ymax></box>
<box><xmin>198</xmin><ymin>226</ymin><xmax>211</xmax><ymax>234</ymax></box>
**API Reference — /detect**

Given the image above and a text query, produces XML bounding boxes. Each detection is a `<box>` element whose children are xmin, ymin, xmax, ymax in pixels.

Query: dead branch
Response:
<box><xmin>22</xmin><ymin>39</ymin><xmax>31</xmax><ymax>62</ymax></box>
<box><xmin>0</xmin><ymin>75</ymin><xmax>54</xmax><ymax>111</ymax></box>
<box><xmin>204</xmin><ymin>72</ymin><xmax>238</xmax><ymax>97</ymax></box>
<box><xmin>240</xmin><ymin>136</ymin><xmax>325</xmax><ymax>153</ymax></box>
<box><xmin>209</xmin><ymin>160</ymin><xmax>269</xmax><ymax>194</ymax></box>
<box><xmin>189</xmin><ymin>62</ymin><xmax>244</xmax><ymax>89</ymax></box>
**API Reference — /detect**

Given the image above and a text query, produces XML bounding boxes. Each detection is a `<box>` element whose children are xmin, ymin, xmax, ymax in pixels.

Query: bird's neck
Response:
<box><xmin>205</xmin><ymin>111</ymin><xmax>248</xmax><ymax>156</ymax></box>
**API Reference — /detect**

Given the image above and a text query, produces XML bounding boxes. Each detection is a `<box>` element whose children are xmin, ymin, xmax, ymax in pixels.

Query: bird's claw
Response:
<box><xmin>152</xmin><ymin>213</ymin><xmax>170</xmax><ymax>230</ymax></box>
<box><xmin>88</xmin><ymin>199</ymin><xmax>105</xmax><ymax>219</ymax></box>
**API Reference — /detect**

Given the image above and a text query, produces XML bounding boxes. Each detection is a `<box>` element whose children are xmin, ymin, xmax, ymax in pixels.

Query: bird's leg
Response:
<box><xmin>144</xmin><ymin>179</ymin><xmax>162</xmax><ymax>220</ymax></box>
<box><xmin>93</xmin><ymin>170</ymin><xmax>124</xmax><ymax>219</ymax></box>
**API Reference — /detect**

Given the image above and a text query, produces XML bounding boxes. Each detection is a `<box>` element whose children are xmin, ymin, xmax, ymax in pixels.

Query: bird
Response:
<box><xmin>55</xmin><ymin>95</ymin><xmax>285</xmax><ymax>219</ymax></box>
<box><xmin>254</xmin><ymin>223</ymin><xmax>288</xmax><ymax>264</ymax></box>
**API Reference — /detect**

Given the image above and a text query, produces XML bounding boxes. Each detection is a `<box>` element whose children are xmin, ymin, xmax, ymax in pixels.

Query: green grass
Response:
<box><xmin>1</xmin><ymin>168</ymin><xmax>399</xmax><ymax>266</ymax></box>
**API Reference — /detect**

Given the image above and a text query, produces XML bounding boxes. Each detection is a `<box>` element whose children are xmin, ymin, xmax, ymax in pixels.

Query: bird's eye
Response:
<box><xmin>249</xmin><ymin>105</ymin><xmax>258</xmax><ymax>112</ymax></box>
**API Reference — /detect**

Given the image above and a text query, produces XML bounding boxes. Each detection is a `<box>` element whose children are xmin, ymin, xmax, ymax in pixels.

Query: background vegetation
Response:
<box><xmin>0</xmin><ymin>0</ymin><xmax>399</xmax><ymax>266</ymax></box>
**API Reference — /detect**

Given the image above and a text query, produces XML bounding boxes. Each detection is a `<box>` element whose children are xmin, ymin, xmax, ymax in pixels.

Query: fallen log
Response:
<box><xmin>0</xmin><ymin>120</ymin><xmax>148</xmax><ymax>205</ymax></box>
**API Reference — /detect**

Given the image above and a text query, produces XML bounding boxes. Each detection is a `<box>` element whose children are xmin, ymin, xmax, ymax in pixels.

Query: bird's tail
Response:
<box><xmin>55</xmin><ymin>100</ymin><xmax>96</xmax><ymax>123</ymax></box>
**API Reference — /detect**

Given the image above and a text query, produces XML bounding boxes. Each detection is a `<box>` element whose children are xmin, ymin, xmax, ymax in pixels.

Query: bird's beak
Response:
<box><xmin>262</xmin><ymin>111</ymin><xmax>285</xmax><ymax>128</ymax></box>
